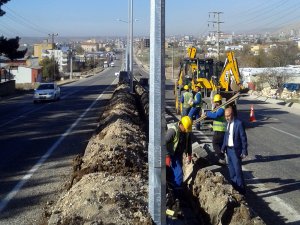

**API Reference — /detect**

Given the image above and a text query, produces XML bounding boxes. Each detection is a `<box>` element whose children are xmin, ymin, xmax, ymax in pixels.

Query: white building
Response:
<box><xmin>41</xmin><ymin>49</ymin><xmax>68</xmax><ymax>72</ymax></box>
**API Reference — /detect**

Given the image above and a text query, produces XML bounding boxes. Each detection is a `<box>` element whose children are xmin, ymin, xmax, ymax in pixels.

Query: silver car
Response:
<box><xmin>33</xmin><ymin>82</ymin><xmax>60</xmax><ymax>103</ymax></box>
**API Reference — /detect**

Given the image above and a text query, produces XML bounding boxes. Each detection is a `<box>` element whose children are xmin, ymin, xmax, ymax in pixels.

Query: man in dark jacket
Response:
<box><xmin>221</xmin><ymin>107</ymin><xmax>248</xmax><ymax>195</ymax></box>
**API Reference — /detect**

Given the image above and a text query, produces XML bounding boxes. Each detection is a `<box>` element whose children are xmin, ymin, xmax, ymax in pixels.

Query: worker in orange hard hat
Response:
<box><xmin>166</xmin><ymin>116</ymin><xmax>192</xmax><ymax>193</ymax></box>
<box><xmin>204</xmin><ymin>94</ymin><xmax>226</xmax><ymax>165</ymax></box>
<box><xmin>180</xmin><ymin>85</ymin><xmax>193</xmax><ymax>116</ymax></box>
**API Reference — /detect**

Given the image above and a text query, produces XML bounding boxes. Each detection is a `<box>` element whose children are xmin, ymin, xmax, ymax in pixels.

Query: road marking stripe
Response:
<box><xmin>192</xmin><ymin>127</ymin><xmax>300</xmax><ymax>223</ymax></box>
<box><xmin>0</xmin><ymin>78</ymin><xmax>118</xmax><ymax>213</ymax></box>
<box><xmin>268</xmin><ymin>126</ymin><xmax>300</xmax><ymax>140</ymax></box>
<box><xmin>243</xmin><ymin>167</ymin><xmax>300</xmax><ymax>222</ymax></box>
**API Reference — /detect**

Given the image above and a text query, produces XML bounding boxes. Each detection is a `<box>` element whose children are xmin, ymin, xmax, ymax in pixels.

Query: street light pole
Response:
<box><xmin>70</xmin><ymin>49</ymin><xmax>73</xmax><ymax>80</ymax></box>
<box><xmin>172</xmin><ymin>43</ymin><xmax>174</xmax><ymax>79</ymax></box>
<box><xmin>128</xmin><ymin>0</ymin><xmax>134</xmax><ymax>93</ymax></box>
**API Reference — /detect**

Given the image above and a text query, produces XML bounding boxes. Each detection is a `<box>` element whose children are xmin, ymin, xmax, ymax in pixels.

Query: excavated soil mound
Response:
<box><xmin>191</xmin><ymin>169</ymin><xmax>265</xmax><ymax>225</ymax></box>
<box><xmin>47</xmin><ymin>84</ymin><xmax>152</xmax><ymax>225</ymax></box>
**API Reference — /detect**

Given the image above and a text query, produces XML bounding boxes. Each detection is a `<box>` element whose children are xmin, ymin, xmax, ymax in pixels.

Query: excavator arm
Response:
<box><xmin>218</xmin><ymin>51</ymin><xmax>242</xmax><ymax>92</ymax></box>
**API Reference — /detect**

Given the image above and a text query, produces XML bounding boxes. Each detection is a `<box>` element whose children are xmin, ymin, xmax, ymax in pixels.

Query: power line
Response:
<box><xmin>2</xmin><ymin>5</ymin><xmax>52</xmax><ymax>35</ymax></box>
<box><xmin>229</xmin><ymin>0</ymin><xmax>299</xmax><ymax>32</ymax></box>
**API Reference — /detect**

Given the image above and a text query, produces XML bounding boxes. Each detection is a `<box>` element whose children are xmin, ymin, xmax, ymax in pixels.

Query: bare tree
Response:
<box><xmin>255</xmin><ymin>68</ymin><xmax>294</xmax><ymax>91</ymax></box>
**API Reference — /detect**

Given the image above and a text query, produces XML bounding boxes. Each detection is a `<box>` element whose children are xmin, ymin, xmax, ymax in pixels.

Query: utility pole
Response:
<box><xmin>69</xmin><ymin>48</ymin><xmax>73</xmax><ymax>80</ymax></box>
<box><xmin>149</xmin><ymin>0</ymin><xmax>166</xmax><ymax>224</ymax></box>
<box><xmin>128</xmin><ymin>0</ymin><xmax>134</xmax><ymax>93</ymax></box>
<box><xmin>208</xmin><ymin>12</ymin><xmax>223</xmax><ymax>60</ymax></box>
<box><xmin>171</xmin><ymin>43</ymin><xmax>174</xmax><ymax>79</ymax></box>
<box><xmin>48</xmin><ymin>33</ymin><xmax>58</xmax><ymax>81</ymax></box>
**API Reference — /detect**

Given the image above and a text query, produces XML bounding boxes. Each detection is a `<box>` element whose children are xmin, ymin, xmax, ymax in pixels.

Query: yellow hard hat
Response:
<box><xmin>181</xmin><ymin>116</ymin><xmax>192</xmax><ymax>133</ymax></box>
<box><xmin>195</xmin><ymin>84</ymin><xmax>201</xmax><ymax>88</ymax></box>
<box><xmin>183</xmin><ymin>85</ymin><xmax>189</xmax><ymax>90</ymax></box>
<box><xmin>213</xmin><ymin>94</ymin><xmax>222</xmax><ymax>102</ymax></box>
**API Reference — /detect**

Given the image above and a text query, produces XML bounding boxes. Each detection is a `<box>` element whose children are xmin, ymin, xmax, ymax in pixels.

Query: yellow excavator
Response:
<box><xmin>174</xmin><ymin>46</ymin><xmax>244</xmax><ymax>114</ymax></box>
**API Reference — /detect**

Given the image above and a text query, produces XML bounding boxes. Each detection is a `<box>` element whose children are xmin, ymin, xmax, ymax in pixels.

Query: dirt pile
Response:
<box><xmin>190</xmin><ymin>169</ymin><xmax>265</xmax><ymax>225</ymax></box>
<box><xmin>46</xmin><ymin>82</ymin><xmax>266</xmax><ymax>225</ymax></box>
<box><xmin>47</xmin><ymin>84</ymin><xmax>152</xmax><ymax>225</ymax></box>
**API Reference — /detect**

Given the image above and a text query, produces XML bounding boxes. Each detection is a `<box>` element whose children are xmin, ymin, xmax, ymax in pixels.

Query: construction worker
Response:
<box><xmin>204</xmin><ymin>94</ymin><xmax>226</xmax><ymax>165</ymax></box>
<box><xmin>180</xmin><ymin>85</ymin><xmax>193</xmax><ymax>116</ymax></box>
<box><xmin>188</xmin><ymin>84</ymin><xmax>202</xmax><ymax>130</ymax></box>
<box><xmin>166</xmin><ymin>116</ymin><xmax>192</xmax><ymax>191</ymax></box>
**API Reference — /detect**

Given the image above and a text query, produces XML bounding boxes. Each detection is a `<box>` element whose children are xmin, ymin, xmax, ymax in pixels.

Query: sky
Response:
<box><xmin>0</xmin><ymin>0</ymin><xmax>300</xmax><ymax>38</ymax></box>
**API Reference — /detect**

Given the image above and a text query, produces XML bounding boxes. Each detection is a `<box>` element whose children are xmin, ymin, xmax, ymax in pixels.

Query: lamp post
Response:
<box><xmin>117</xmin><ymin>18</ymin><xmax>130</xmax><ymax>72</ymax></box>
<box><xmin>129</xmin><ymin>0</ymin><xmax>133</xmax><ymax>93</ymax></box>
<box><xmin>171</xmin><ymin>43</ymin><xmax>174</xmax><ymax>79</ymax></box>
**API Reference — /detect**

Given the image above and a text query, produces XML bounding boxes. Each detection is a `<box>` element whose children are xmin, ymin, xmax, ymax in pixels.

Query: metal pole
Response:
<box><xmin>129</xmin><ymin>0</ymin><xmax>134</xmax><ymax>93</ymax></box>
<box><xmin>127</xmin><ymin>1</ymin><xmax>130</xmax><ymax>76</ymax></box>
<box><xmin>148</xmin><ymin>0</ymin><xmax>166</xmax><ymax>224</ymax></box>
<box><xmin>217</xmin><ymin>13</ymin><xmax>220</xmax><ymax>61</ymax></box>
<box><xmin>70</xmin><ymin>49</ymin><xmax>73</xmax><ymax>80</ymax></box>
<box><xmin>172</xmin><ymin>43</ymin><xmax>174</xmax><ymax>79</ymax></box>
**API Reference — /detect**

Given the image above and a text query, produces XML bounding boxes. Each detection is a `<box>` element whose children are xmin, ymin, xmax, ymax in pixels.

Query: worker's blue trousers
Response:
<box><xmin>226</xmin><ymin>147</ymin><xmax>246</xmax><ymax>194</ymax></box>
<box><xmin>168</xmin><ymin>155</ymin><xmax>183</xmax><ymax>188</ymax></box>
<box><xmin>181</xmin><ymin>107</ymin><xmax>191</xmax><ymax>117</ymax></box>
<box><xmin>188</xmin><ymin>107</ymin><xmax>201</xmax><ymax>129</ymax></box>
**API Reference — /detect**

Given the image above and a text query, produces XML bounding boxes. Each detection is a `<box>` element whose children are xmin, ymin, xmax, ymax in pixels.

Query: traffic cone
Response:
<box><xmin>249</xmin><ymin>104</ymin><xmax>256</xmax><ymax>122</ymax></box>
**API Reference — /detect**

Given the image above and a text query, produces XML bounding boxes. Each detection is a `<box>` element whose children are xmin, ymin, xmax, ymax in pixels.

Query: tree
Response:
<box><xmin>255</xmin><ymin>69</ymin><xmax>294</xmax><ymax>91</ymax></box>
<box><xmin>0</xmin><ymin>0</ymin><xmax>10</xmax><ymax>16</ymax></box>
<box><xmin>40</xmin><ymin>57</ymin><xmax>59</xmax><ymax>81</ymax></box>
<box><xmin>268</xmin><ymin>43</ymin><xmax>298</xmax><ymax>67</ymax></box>
<box><xmin>0</xmin><ymin>36</ymin><xmax>27</xmax><ymax>60</ymax></box>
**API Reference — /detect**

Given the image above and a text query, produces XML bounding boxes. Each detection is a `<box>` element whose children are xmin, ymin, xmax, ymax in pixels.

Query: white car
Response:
<box><xmin>33</xmin><ymin>82</ymin><xmax>60</xmax><ymax>103</ymax></box>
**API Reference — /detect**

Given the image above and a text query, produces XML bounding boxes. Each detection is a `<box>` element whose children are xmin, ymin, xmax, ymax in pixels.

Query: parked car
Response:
<box><xmin>33</xmin><ymin>82</ymin><xmax>60</xmax><ymax>103</ymax></box>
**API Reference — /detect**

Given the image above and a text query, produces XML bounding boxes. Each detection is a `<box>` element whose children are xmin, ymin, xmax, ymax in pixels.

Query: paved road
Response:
<box><xmin>0</xmin><ymin>63</ymin><xmax>120</xmax><ymax>224</ymax></box>
<box><xmin>164</xmin><ymin>79</ymin><xmax>300</xmax><ymax>225</ymax></box>
<box><xmin>238</xmin><ymin>96</ymin><xmax>300</xmax><ymax>225</ymax></box>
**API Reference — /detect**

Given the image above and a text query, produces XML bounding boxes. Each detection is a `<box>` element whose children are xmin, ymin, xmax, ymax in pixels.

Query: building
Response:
<box><xmin>225</xmin><ymin>45</ymin><xmax>243</xmax><ymax>51</ymax></box>
<box><xmin>41</xmin><ymin>48</ymin><xmax>69</xmax><ymax>72</ymax></box>
<box><xmin>143</xmin><ymin>38</ymin><xmax>150</xmax><ymax>48</ymax></box>
<box><xmin>33</xmin><ymin>41</ymin><xmax>54</xmax><ymax>62</ymax></box>
<box><xmin>81</xmin><ymin>39</ymin><xmax>98</xmax><ymax>52</ymax></box>
<box><xmin>8</xmin><ymin>57</ymin><xmax>42</xmax><ymax>83</ymax></box>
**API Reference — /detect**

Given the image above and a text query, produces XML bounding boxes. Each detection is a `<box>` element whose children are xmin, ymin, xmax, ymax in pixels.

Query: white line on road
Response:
<box><xmin>0</xmin><ymin>78</ymin><xmax>118</xmax><ymax>213</ymax></box>
<box><xmin>243</xmin><ymin>167</ymin><xmax>300</xmax><ymax>223</ymax></box>
<box><xmin>268</xmin><ymin>126</ymin><xmax>300</xmax><ymax>140</ymax></box>
<box><xmin>192</xmin><ymin>126</ymin><xmax>300</xmax><ymax>223</ymax></box>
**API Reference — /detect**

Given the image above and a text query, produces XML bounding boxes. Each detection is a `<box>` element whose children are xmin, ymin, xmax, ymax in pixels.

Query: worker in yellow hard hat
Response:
<box><xmin>180</xmin><ymin>85</ymin><xmax>193</xmax><ymax>116</ymax></box>
<box><xmin>204</xmin><ymin>94</ymin><xmax>226</xmax><ymax>165</ymax></box>
<box><xmin>188</xmin><ymin>84</ymin><xmax>203</xmax><ymax>130</ymax></box>
<box><xmin>165</xmin><ymin>116</ymin><xmax>192</xmax><ymax>197</ymax></box>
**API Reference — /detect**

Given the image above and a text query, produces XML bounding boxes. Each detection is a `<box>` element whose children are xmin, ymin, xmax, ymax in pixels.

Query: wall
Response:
<box><xmin>11</xmin><ymin>67</ymin><xmax>32</xmax><ymax>83</ymax></box>
<box><xmin>0</xmin><ymin>80</ymin><xmax>15</xmax><ymax>96</ymax></box>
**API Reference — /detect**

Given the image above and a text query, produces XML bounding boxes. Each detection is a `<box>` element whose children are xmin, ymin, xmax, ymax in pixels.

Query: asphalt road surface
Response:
<box><xmin>0</xmin><ymin>63</ymin><xmax>120</xmax><ymax>224</ymax></box>
<box><xmin>164</xmin><ymin>78</ymin><xmax>300</xmax><ymax>225</ymax></box>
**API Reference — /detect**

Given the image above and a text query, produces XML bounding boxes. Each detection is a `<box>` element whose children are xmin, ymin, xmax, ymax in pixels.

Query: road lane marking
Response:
<box><xmin>243</xmin><ymin>167</ymin><xmax>300</xmax><ymax>223</ymax></box>
<box><xmin>268</xmin><ymin>126</ymin><xmax>300</xmax><ymax>140</ymax></box>
<box><xmin>0</xmin><ymin>72</ymin><xmax>109</xmax><ymax>128</ymax></box>
<box><xmin>0</xmin><ymin>78</ymin><xmax>118</xmax><ymax>213</ymax></box>
<box><xmin>187</xmin><ymin>122</ymin><xmax>300</xmax><ymax>223</ymax></box>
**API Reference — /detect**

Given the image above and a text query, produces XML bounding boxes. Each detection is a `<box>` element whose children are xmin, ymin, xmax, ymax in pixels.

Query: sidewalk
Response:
<box><xmin>245</xmin><ymin>93</ymin><xmax>300</xmax><ymax>116</ymax></box>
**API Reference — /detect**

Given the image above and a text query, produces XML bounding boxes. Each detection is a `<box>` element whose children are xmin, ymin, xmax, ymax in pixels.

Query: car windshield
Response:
<box><xmin>37</xmin><ymin>84</ymin><xmax>54</xmax><ymax>90</ymax></box>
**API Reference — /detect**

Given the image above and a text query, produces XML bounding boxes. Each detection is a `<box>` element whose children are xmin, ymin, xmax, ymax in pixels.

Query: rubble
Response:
<box><xmin>249</xmin><ymin>87</ymin><xmax>300</xmax><ymax>100</ymax></box>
